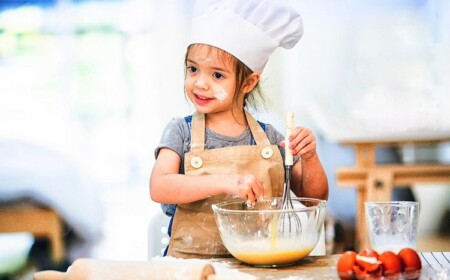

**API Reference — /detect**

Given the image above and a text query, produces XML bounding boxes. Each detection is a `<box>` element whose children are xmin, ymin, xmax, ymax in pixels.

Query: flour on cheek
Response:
<box><xmin>214</xmin><ymin>88</ymin><xmax>228</xmax><ymax>103</ymax></box>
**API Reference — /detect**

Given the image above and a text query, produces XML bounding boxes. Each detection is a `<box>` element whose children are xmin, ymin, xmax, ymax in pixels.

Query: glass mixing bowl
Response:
<box><xmin>212</xmin><ymin>197</ymin><xmax>327</xmax><ymax>267</ymax></box>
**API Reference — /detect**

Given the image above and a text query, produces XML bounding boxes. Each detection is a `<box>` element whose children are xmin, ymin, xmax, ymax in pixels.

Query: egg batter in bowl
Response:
<box><xmin>213</xmin><ymin>198</ymin><xmax>326</xmax><ymax>267</ymax></box>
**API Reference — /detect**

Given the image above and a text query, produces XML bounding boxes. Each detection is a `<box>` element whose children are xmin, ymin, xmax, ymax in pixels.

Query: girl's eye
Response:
<box><xmin>187</xmin><ymin>66</ymin><xmax>197</xmax><ymax>73</ymax></box>
<box><xmin>213</xmin><ymin>72</ymin><xmax>224</xmax><ymax>79</ymax></box>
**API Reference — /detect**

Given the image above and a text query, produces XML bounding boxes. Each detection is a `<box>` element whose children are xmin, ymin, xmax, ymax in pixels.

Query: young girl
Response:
<box><xmin>150</xmin><ymin>0</ymin><xmax>328</xmax><ymax>259</ymax></box>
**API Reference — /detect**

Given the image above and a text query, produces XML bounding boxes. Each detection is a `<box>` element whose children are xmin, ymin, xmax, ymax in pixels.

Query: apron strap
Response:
<box><xmin>190</xmin><ymin>110</ymin><xmax>271</xmax><ymax>152</ymax></box>
<box><xmin>190</xmin><ymin>111</ymin><xmax>205</xmax><ymax>152</ymax></box>
<box><xmin>245</xmin><ymin>111</ymin><xmax>271</xmax><ymax>146</ymax></box>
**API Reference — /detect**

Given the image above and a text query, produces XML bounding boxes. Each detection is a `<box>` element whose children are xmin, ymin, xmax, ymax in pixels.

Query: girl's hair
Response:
<box><xmin>184</xmin><ymin>44</ymin><xmax>267</xmax><ymax>112</ymax></box>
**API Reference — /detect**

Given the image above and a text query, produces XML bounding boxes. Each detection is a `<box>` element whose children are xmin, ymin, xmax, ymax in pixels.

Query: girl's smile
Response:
<box><xmin>193</xmin><ymin>93</ymin><xmax>215</xmax><ymax>106</ymax></box>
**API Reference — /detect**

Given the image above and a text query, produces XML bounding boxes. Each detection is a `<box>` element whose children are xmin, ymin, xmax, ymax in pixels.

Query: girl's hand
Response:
<box><xmin>281</xmin><ymin>126</ymin><xmax>317</xmax><ymax>159</ymax></box>
<box><xmin>228</xmin><ymin>174</ymin><xmax>264</xmax><ymax>203</ymax></box>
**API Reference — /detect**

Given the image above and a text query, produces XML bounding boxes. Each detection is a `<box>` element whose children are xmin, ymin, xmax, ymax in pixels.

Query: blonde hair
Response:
<box><xmin>184</xmin><ymin>44</ymin><xmax>267</xmax><ymax>112</ymax></box>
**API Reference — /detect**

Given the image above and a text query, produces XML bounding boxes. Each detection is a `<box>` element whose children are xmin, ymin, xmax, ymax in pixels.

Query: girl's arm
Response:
<box><xmin>291</xmin><ymin>153</ymin><xmax>328</xmax><ymax>200</ymax></box>
<box><xmin>149</xmin><ymin>148</ymin><xmax>264</xmax><ymax>204</ymax></box>
<box><xmin>281</xmin><ymin>127</ymin><xmax>328</xmax><ymax>200</ymax></box>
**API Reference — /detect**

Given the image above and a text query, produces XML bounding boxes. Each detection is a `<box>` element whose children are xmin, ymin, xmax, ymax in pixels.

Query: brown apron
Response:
<box><xmin>167</xmin><ymin>110</ymin><xmax>284</xmax><ymax>258</ymax></box>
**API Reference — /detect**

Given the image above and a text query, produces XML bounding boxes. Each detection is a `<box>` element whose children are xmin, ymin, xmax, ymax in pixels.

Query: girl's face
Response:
<box><xmin>185</xmin><ymin>44</ymin><xmax>241</xmax><ymax>115</ymax></box>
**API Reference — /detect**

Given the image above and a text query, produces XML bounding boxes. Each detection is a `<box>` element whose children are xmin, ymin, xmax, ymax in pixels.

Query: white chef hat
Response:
<box><xmin>188</xmin><ymin>0</ymin><xmax>303</xmax><ymax>73</ymax></box>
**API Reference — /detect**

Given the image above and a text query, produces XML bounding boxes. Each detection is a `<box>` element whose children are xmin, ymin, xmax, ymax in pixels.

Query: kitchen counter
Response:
<box><xmin>34</xmin><ymin>255</ymin><xmax>341</xmax><ymax>280</ymax></box>
<box><xmin>34</xmin><ymin>252</ymin><xmax>449</xmax><ymax>280</ymax></box>
<box><xmin>211</xmin><ymin>255</ymin><xmax>340</xmax><ymax>279</ymax></box>
<box><xmin>212</xmin><ymin>252</ymin><xmax>449</xmax><ymax>279</ymax></box>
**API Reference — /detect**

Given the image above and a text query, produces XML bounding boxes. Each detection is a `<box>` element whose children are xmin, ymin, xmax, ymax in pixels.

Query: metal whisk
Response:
<box><xmin>280</xmin><ymin>112</ymin><xmax>302</xmax><ymax>234</ymax></box>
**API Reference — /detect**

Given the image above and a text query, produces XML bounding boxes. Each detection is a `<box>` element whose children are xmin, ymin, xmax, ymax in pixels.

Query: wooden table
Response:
<box><xmin>212</xmin><ymin>255</ymin><xmax>340</xmax><ymax>279</ymax></box>
<box><xmin>33</xmin><ymin>253</ymin><xmax>449</xmax><ymax>279</ymax></box>
<box><xmin>0</xmin><ymin>203</ymin><xmax>64</xmax><ymax>263</ymax></box>
<box><xmin>213</xmin><ymin>252</ymin><xmax>449</xmax><ymax>279</ymax></box>
<box><xmin>336</xmin><ymin>134</ymin><xmax>450</xmax><ymax>250</ymax></box>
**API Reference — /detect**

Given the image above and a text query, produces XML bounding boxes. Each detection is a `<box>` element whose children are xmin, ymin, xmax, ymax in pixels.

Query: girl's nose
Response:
<box><xmin>194</xmin><ymin>76</ymin><xmax>208</xmax><ymax>90</ymax></box>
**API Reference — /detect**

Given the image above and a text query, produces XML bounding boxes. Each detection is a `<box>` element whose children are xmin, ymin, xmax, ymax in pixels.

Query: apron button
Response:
<box><xmin>261</xmin><ymin>147</ymin><xmax>273</xmax><ymax>159</ymax></box>
<box><xmin>191</xmin><ymin>156</ymin><xmax>203</xmax><ymax>168</ymax></box>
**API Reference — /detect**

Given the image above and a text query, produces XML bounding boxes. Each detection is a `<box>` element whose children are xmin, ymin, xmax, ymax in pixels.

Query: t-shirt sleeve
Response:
<box><xmin>154</xmin><ymin>117</ymin><xmax>190</xmax><ymax>160</ymax></box>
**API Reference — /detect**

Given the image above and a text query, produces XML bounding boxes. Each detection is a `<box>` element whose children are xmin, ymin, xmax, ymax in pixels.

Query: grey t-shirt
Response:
<box><xmin>154</xmin><ymin>115</ymin><xmax>297</xmax><ymax>216</ymax></box>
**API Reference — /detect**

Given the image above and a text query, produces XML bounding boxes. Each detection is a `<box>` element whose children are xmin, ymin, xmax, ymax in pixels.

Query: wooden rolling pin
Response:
<box><xmin>34</xmin><ymin>258</ymin><xmax>216</xmax><ymax>280</ymax></box>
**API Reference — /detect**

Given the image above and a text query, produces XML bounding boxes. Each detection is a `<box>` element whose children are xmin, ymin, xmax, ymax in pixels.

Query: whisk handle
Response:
<box><xmin>285</xmin><ymin>112</ymin><xmax>294</xmax><ymax>166</ymax></box>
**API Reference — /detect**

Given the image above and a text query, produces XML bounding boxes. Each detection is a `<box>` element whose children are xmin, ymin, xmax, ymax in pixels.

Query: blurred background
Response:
<box><xmin>0</xmin><ymin>0</ymin><xmax>449</xmax><ymax>278</ymax></box>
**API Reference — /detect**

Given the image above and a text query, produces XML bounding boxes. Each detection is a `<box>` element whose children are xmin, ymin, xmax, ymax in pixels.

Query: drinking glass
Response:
<box><xmin>365</xmin><ymin>201</ymin><xmax>419</xmax><ymax>253</ymax></box>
